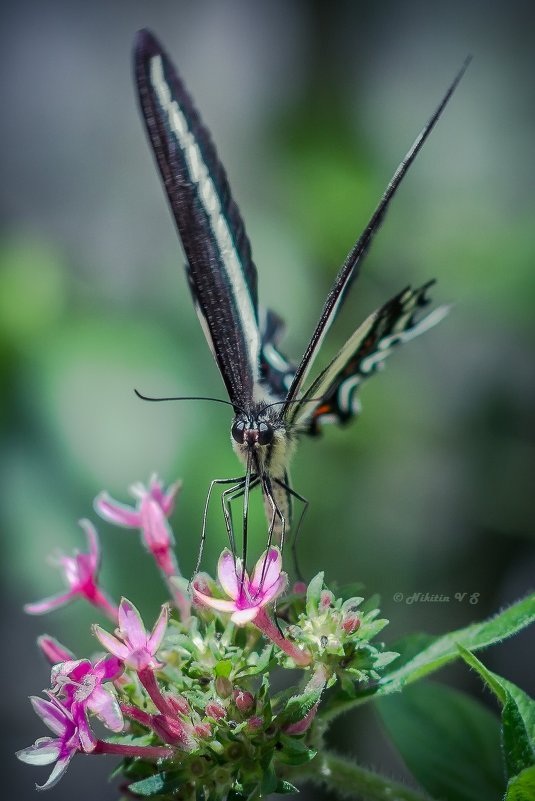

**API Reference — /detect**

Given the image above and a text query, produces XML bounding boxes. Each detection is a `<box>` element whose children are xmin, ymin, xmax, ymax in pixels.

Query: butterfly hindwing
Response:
<box><xmin>289</xmin><ymin>282</ymin><xmax>448</xmax><ymax>434</ymax></box>
<box><xmin>135</xmin><ymin>30</ymin><xmax>261</xmax><ymax>410</ymax></box>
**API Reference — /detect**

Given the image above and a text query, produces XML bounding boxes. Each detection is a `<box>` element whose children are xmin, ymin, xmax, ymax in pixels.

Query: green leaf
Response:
<box><xmin>458</xmin><ymin>646</ymin><xmax>535</xmax><ymax>778</ymax></box>
<box><xmin>128</xmin><ymin>771</ymin><xmax>184</xmax><ymax>796</ymax></box>
<box><xmin>377</xmin><ymin>681</ymin><xmax>505</xmax><ymax>801</ymax></box>
<box><xmin>305</xmin><ymin>572</ymin><xmax>324</xmax><ymax>615</ymax></box>
<box><xmin>280</xmin><ymin>688</ymin><xmax>322</xmax><ymax>726</ymax></box>
<box><xmin>260</xmin><ymin>760</ymin><xmax>278</xmax><ymax>795</ymax></box>
<box><xmin>504</xmin><ymin>766</ymin><xmax>535</xmax><ymax>801</ymax></box>
<box><xmin>214</xmin><ymin>659</ymin><xmax>233</xmax><ymax>678</ymax></box>
<box><xmin>276</xmin><ymin>733</ymin><xmax>317</xmax><ymax>766</ymax></box>
<box><xmin>323</xmin><ymin>594</ymin><xmax>535</xmax><ymax>720</ymax></box>
<box><xmin>274</xmin><ymin>779</ymin><xmax>299</xmax><ymax>794</ymax></box>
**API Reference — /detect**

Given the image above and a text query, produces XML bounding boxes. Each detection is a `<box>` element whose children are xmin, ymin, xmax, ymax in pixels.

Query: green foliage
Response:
<box><xmin>458</xmin><ymin>647</ymin><xmax>535</xmax><ymax>781</ymax></box>
<box><xmin>377</xmin><ymin>681</ymin><xmax>505</xmax><ymax>801</ymax></box>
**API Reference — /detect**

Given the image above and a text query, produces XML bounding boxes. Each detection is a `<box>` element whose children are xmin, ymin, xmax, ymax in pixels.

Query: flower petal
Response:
<box><xmin>192</xmin><ymin>587</ymin><xmax>237</xmax><ymax>613</ymax></box>
<box><xmin>37</xmin><ymin>636</ymin><xmax>75</xmax><ymax>665</ymax></box>
<box><xmin>258</xmin><ymin>573</ymin><xmax>288</xmax><ymax>606</ymax></box>
<box><xmin>140</xmin><ymin>498</ymin><xmax>174</xmax><ymax>549</ymax></box>
<box><xmin>24</xmin><ymin>591</ymin><xmax>74</xmax><ymax>615</ymax></box>
<box><xmin>93</xmin><ymin>655</ymin><xmax>123</xmax><ymax>682</ymax></box>
<box><xmin>94</xmin><ymin>491</ymin><xmax>140</xmax><ymax>528</ymax></box>
<box><xmin>92</xmin><ymin>625</ymin><xmax>129</xmax><ymax>660</ymax></box>
<box><xmin>87</xmin><ymin>687</ymin><xmax>124</xmax><ymax>732</ymax></box>
<box><xmin>231</xmin><ymin>607</ymin><xmax>259</xmax><ymax>625</ymax></box>
<box><xmin>118</xmin><ymin>598</ymin><xmax>146</xmax><ymax>649</ymax></box>
<box><xmin>217</xmin><ymin>550</ymin><xmax>242</xmax><ymax>599</ymax></box>
<box><xmin>160</xmin><ymin>479</ymin><xmax>181</xmax><ymax>516</ymax></box>
<box><xmin>30</xmin><ymin>697</ymin><xmax>70</xmax><ymax>737</ymax></box>
<box><xmin>71</xmin><ymin>704</ymin><xmax>97</xmax><ymax>753</ymax></box>
<box><xmin>16</xmin><ymin>738</ymin><xmax>60</xmax><ymax>766</ymax></box>
<box><xmin>37</xmin><ymin>751</ymin><xmax>75</xmax><ymax>790</ymax></box>
<box><xmin>78</xmin><ymin>519</ymin><xmax>100</xmax><ymax>565</ymax></box>
<box><xmin>147</xmin><ymin>603</ymin><xmax>169</xmax><ymax>654</ymax></box>
<box><xmin>250</xmin><ymin>547</ymin><xmax>282</xmax><ymax>594</ymax></box>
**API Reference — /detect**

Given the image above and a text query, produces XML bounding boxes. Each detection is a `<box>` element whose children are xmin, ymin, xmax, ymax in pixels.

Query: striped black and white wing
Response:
<box><xmin>135</xmin><ymin>30</ymin><xmax>260</xmax><ymax>411</ymax></box>
<box><xmin>283</xmin><ymin>59</ymin><xmax>470</xmax><ymax>410</ymax></box>
<box><xmin>289</xmin><ymin>282</ymin><xmax>449</xmax><ymax>434</ymax></box>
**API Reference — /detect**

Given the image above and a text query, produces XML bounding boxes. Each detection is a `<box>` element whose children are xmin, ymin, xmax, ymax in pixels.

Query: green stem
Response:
<box><xmin>292</xmin><ymin>750</ymin><xmax>434</xmax><ymax>801</ymax></box>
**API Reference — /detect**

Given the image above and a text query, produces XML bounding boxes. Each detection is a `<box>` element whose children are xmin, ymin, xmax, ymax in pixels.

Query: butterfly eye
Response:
<box><xmin>257</xmin><ymin>421</ymin><xmax>273</xmax><ymax>446</ymax></box>
<box><xmin>231</xmin><ymin>419</ymin><xmax>246</xmax><ymax>444</ymax></box>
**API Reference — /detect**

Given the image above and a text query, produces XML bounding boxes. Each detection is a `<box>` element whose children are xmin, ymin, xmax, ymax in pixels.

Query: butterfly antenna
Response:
<box><xmin>134</xmin><ymin>389</ymin><xmax>247</xmax><ymax>416</ymax></box>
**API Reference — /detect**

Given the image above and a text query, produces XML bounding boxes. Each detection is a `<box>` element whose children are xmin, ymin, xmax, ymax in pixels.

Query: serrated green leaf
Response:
<box><xmin>260</xmin><ymin>760</ymin><xmax>278</xmax><ymax>795</ymax></box>
<box><xmin>504</xmin><ymin>765</ymin><xmax>535</xmax><ymax>801</ymax></box>
<box><xmin>276</xmin><ymin>733</ymin><xmax>318</xmax><ymax>766</ymax></box>
<box><xmin>274</xmin><ymin>779</ymin><xmax>299</xmax><ymax>794</ymax></box>
<box><xmin>323</xmin><ymin>594</ymin><xmax>535</xmax><ymax>720</ymax></box>
<box><xmin>377</xmin><ymin>681</ymin><xmax>505</xmax><ymax>801</ymax></box>
<box><xmin>128</xmin><ymin>771</ymin><xmax>184</xmax><ymax>796</ymax></box>
<box><xmin>458</xmin><ymin>646</ymin><xmax>535</xmax><ymax>778</ymax></box>
<box><xmin>360</xmin><ymin>592</ymin><xmax>381</xmax><ymax>614</ymax></box>
<box><xmin>305</xmin><ymin>572</ymin><xmax>324</xmax><ymax>616</ymax></box>
<box><xmin>281</xmin><ymin>688</ymin><xmax>322</xmax><ymax>726</ymax></box>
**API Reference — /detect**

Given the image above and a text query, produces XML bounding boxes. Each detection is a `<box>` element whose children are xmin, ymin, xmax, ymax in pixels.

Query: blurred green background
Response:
<box><xmin>2</xmin><ymin>1</ymin><xmax>534</xmax><ymax>799</ymax></box>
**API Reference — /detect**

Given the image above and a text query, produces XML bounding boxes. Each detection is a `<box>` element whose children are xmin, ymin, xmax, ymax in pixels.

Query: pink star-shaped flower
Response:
<box><xmin>193</xmin><ymin>548</ymin><xmax>287</xmax><ymax>625</ymax></box>
<box><xmin>95</xmin><ymin>475</ymin><xmax>180</xmax><ymax>576</ymax></box>
<box><xmin>24</xmin><ymin>520</ymin><xmax>117</xmax><ymax>622</ymax></box>
<box><xmin>51</xmin><ymin>656</ymin><xmax>124</xmax><ymax>752</ymax></box>
<box><xmin>16</xmin><ymin>694</ymin><xmax>82</xmax><ymax>790</ymax></box>
<box><xmin>93</xmin><ymin>597</ymin><xmax>169</xmax><ymax>672</ymax></box>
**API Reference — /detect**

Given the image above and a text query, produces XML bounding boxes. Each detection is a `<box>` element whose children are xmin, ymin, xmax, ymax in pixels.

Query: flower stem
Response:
<box><xmin>294</xmin><ymin>751</ymin><xmax>433</xmax><ymax>801</ymax></box>
<box><xmin>138</xmin><ymin>667</ymin><xmax>173</xmax><ymax>716</ymax></box>
<box><xmin>93</xmin><ymin>740</ymin><xmax>173</xmax><ymax>759</ymax></box>
<box><xmin>87</xmin><ymin>586</ymin><xmax>119</xmax><ymax>623</ymax></box>
<box><xmin>254</xmin><ymin>608</ymin><xmax>312</xmax><ymax>666</ymax></box>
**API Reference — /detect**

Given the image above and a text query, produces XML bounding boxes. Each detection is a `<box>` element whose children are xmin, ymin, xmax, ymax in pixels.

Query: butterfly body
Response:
<box><xmin>134</xmin><ymin>29</ymin><xmax>469</xmax><ymax>563</ymax></box>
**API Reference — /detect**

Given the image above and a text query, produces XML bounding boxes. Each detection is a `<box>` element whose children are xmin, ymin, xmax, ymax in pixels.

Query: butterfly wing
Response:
<box><xmin>134</xmin><ymin>30</ymin><xmax>260</xmax><ymax>411</ymax></box>
<box><xmin>290</xmin><ymin>282</ymin><xmax>449</xmax><ymax>434</ymax></box>
<box><xmin>284</xmin><ymin>59</ymin><xmax>470</xmax><ymax>408</ymax></box>
<box><xmin>259</xmin><ymin>308</ymin><xmax>296</xmax><ymax>399</ymax></box>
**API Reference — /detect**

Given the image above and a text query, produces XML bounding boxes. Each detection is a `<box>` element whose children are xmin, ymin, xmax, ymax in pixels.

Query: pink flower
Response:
<box><xmin>192</xmin><ymin>548</ymin><xmax>287</xmax><ymax>625</ymax></box>
<box><xmin>93</xmin><ymin>597</ymin><xmax>168</xmax><ymax>672</ymax></box>
<box><xmin>37</xmin><ymin>636</ymin><xmax>75</xmax><ymax>666</ymax></box>
<box><xmin>95</xmin><ymin>475</ymin><xmax>180</xmax><ymax>576</ymax></box>
<box><xmin>51</xmin><ymin>656</ymin><xmax>124</xmax><ymax>752</ymax></box>
<box><xmin>24</xmin><ymin>520</ymin><xmax>118</xmax><ymax>622</ymax></box>
<box><xmin>16</xmin><ymin>694</ymin><xmax>82</xmax><ymax>790</ymax></box>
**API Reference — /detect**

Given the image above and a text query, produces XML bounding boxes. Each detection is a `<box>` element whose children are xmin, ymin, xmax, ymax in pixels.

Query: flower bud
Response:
<box><xmin>215</xmin><ymin>675</ymin><xmax>233</xmax><ymax>699</ymax></box>
<box><xmin>246</xmin><ymin>715</ymin><xmax>263</xmax><ymax>732</ymax></box>
<box><xmin>342</xmin><ymin>614</ymin><xmax>361</xmax><ymax>634</ymax></box>
<box><xmin>233</xmin><ymin>690</ymin><xmax>254</xmax><ymax>713</ymax></box>
<box><xmin>320</xmin><ymin>590</ymin><xmax>334</xmax><ymax>609</ymax></box>
<box><xmin>194</xmin><ymin>722</ymin><xmax>212</xmax><ymax>739</ymax></box>
<box><xmin>205</xmin><ymin>701</ymin><xmax>226</xmax><ymax>720</ymax></box>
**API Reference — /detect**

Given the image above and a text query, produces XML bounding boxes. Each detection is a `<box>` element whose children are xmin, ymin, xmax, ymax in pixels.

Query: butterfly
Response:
<box><xmin>134</xmin><ymin>29</ymin><xmax>469</xmax><ymax>571</ymax></box>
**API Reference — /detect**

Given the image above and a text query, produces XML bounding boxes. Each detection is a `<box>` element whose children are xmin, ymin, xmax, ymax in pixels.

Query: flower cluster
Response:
<box><xmin>18</xmin><ymin>476</ymin><xmax>396</xmax><ymax>799</ymax></box>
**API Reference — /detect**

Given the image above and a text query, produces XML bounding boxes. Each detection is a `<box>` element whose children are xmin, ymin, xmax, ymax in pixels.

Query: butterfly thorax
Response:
<box><xmin>230</xmin><ymin>402</ymin><xmax>296</xmax><ymax>479</ymax></box>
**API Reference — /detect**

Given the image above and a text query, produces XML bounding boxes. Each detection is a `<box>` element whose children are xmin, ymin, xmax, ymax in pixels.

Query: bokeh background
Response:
<box><xmin>2</xmin><ymin>1</ymin><xmax>534</xmax><ymax>799</ymax></box>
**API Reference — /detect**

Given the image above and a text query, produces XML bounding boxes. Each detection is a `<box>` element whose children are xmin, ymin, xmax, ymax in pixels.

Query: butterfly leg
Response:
<box><xmin>273</xmin><ymin>476</ymin><xmax>309</xmax><ymax>582</ymax></box>
<box><xmin>194</xmin><ymin>475</ymin><xmax>247</xmax><ymax>578</ymax></box>
<box><xmin>221</xmin><ymin>475</ymin><xmax>259</xmax><ymax>561</ymax></box>
<box><xmin>253</xmin><ymin>475</ymin><xmax>286</xmax><ymax>593</ymax></box>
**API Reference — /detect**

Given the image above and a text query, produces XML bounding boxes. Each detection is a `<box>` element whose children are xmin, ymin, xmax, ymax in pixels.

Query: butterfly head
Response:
<box><xmin>231</xmin><ymin>417</ymin><xmax>274</xmax><ymax>448</ymax></box>
<box><xmin>230</xmin><ymin>402</ymin><xmax>290</xmax><ymax>474</ymax></box>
